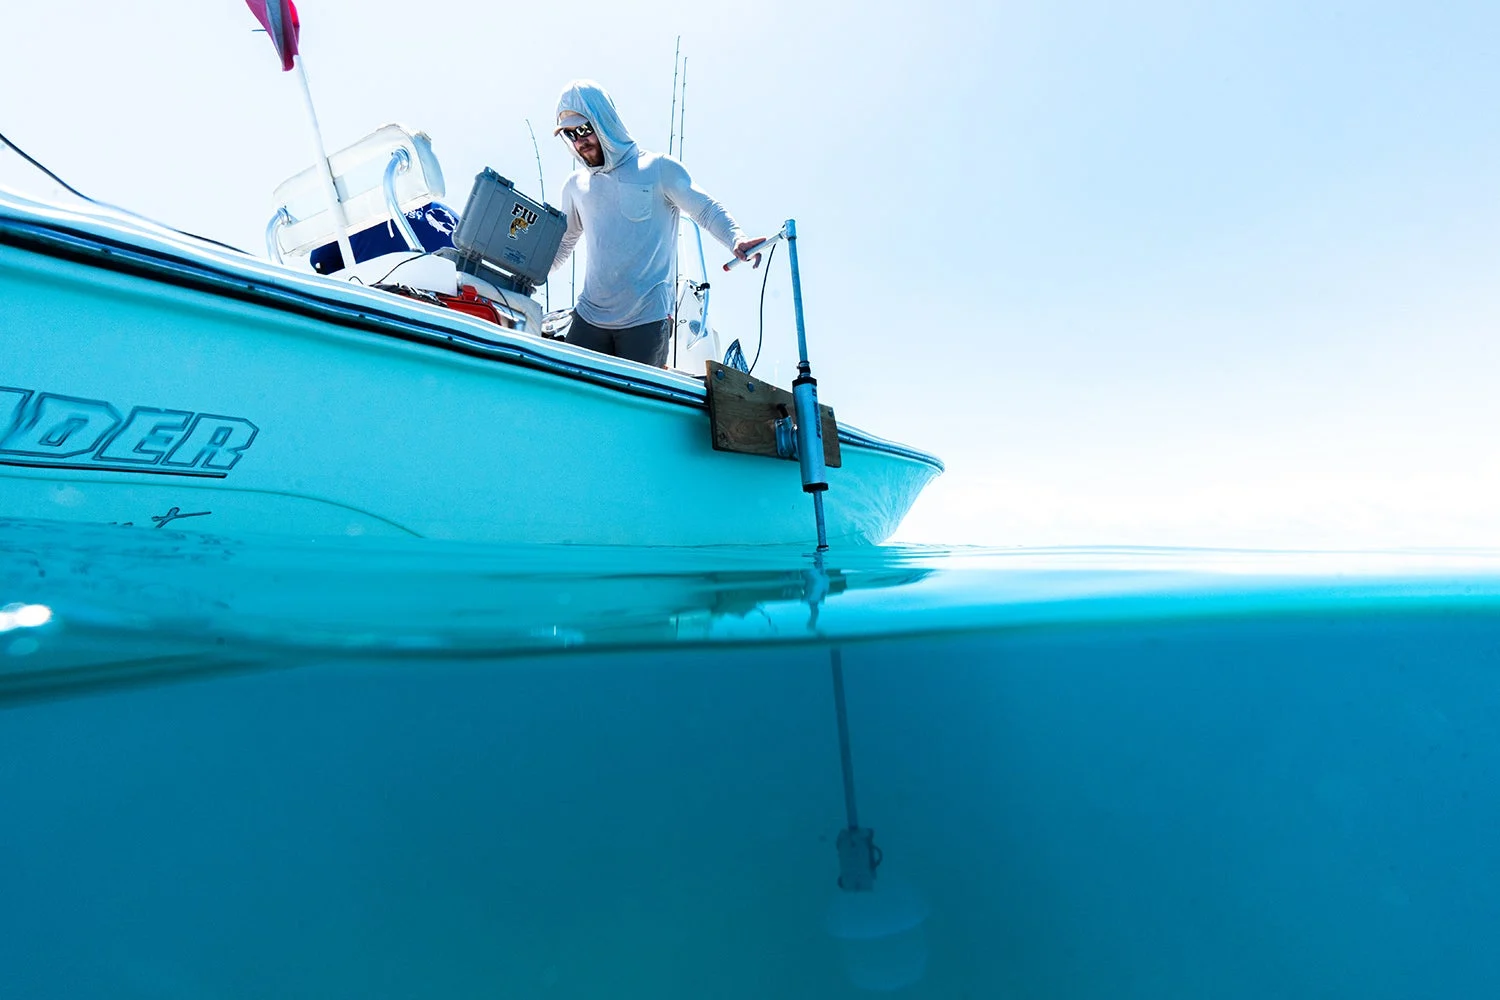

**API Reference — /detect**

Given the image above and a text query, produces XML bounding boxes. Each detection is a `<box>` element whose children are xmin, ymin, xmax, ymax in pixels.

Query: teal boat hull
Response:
<box><xmin>0</xmin><ymin>194</ymin><xmax>942</xmax><ymax>546</ymax></box>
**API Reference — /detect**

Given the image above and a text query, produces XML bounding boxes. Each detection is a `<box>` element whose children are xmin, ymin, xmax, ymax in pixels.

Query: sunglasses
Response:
<box><xmin>560</xmin><ymin>123</ymin><xmax>595</xmax><ymax>142</ymax></box>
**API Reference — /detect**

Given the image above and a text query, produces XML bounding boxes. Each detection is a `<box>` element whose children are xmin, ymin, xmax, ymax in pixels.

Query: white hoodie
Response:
<box><xmin>550</xmin><ymin>80</ymin><xmax>747</xmax><ymax>329</ymax></box>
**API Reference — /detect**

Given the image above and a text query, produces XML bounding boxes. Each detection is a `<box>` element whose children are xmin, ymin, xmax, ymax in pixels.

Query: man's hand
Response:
<box><xmin>734</xmin><ymin>237</ymin><xmax>767</xmax><ymax>270</ymax></box>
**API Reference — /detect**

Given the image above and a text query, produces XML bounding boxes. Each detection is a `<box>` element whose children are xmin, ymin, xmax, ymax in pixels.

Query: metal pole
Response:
<box><xmin>785</xmin><ymin>218</ymin><xmax>830</xmax><ymax>550</ymax></box>
<box><xmin>292</xmin><ymin>55</ymin><xmax>355</xmax><ymax>273</ymax></box>
<box><xmin>786</xmin><ymin>219</ymin><xmax>812</xmax><ymax>368</ymax></box>
<box><xmin>721</xmin><ymin>222</ymin><xmax>830</xmax><ymax>550</ymax></box>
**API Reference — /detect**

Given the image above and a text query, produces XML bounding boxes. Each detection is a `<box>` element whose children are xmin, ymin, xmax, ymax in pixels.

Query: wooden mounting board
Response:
<box><xmin>704</xmin><ymin>361</ymin><xmax>841</xmax><ymax>467</ymax></box>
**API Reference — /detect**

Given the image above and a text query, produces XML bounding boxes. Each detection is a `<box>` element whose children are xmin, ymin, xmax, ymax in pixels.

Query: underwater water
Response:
<box><xmin>2</xmin><ymin>517</ymin><xmax>1499</xmax><ymax>998</ymax></box>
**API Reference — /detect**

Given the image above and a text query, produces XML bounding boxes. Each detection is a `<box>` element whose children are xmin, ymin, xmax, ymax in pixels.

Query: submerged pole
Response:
<box><xmin>831</xmin><ymin>646</ymin><xmax>879</xmax><ymax>892</ymax></box>
<box><xmin>831</xmin><ymin>647</ymin><xmax>859</xmax><ymax>830</ymax></box>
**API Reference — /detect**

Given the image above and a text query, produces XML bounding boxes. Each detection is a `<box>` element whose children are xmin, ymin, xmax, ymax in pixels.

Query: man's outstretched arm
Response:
<box><xmin>662</xmin><ymin>158</ymin><xmax>765</xmax><ymax>268</ymax></box>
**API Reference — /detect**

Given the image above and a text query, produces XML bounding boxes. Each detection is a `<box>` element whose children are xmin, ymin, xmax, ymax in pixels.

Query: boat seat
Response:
<box><xmin>306</xmin><ymin>203</ymin><xmax>458</xmax><ymax>275</ymax></box>
<box><xmin>266</xmin><ymin>124</ymin><xmax>454</xmax><ymax>272</ymax></box>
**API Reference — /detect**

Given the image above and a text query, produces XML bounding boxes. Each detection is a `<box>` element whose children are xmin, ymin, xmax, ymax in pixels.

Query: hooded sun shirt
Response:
<box><xmin>550</xmin><ymin>80</ymin><xmax>747</xmax><ymax>329</ymax></box>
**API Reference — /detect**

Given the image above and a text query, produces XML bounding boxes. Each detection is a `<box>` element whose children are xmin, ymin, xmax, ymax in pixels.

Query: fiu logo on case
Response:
<box><xmin>0</xmin><ymin>387</ymin><xmax>259</xmax><ymax>478</ymax></box>
<box><xmin>508</xmin><ymin>201</ymin><xmax>539</xmax><ymax>239</ymax></box>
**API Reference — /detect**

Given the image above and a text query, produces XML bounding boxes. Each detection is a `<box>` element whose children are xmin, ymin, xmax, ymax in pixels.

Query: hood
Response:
<box><xmin>554</xmin><ymin>79</ymin><xmax>638</xmax><ymax>174</ymax></box>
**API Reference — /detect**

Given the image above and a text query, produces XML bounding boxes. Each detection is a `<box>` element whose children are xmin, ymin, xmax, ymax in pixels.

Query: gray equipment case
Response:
<box><xmin>451</xmin><ymin>169</ymin><xmax>566</xmax><ymax>291</ymax></box>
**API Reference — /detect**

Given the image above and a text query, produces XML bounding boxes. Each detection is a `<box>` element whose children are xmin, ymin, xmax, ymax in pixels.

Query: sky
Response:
<box><xmin>2</xmin><ymin>0</ymin><xmax>1497</xmax><ymax>550</ymax></box>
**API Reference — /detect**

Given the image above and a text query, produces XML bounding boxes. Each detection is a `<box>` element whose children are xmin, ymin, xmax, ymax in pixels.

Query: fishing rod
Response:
<box><xmin>667</xmin><ymin>48</ymin><xmax>714</xmax><ymax>363</ymax></box>
<box><xmin>678</xmin><ymin>57</ymin><xmax>689</xmax><ymax>165</ymax></box>
<box><xmin>668</xmin><ymin>41</ymin><xmax>682</xmax><ymax>366</ymax></box>
<box><xmin>524</xmin><ymin>118</ymin><xmax>549</xmax><ymax>313</ymax></box>
<box><xmin>668</xmin><ymin>36</ymin><xmax>681</xmax><ymax>157</ymax></box>
<box><xmin>683</xmin><ymin>62</ymin><xmax>712</xmax><ymax>346</ymax></box>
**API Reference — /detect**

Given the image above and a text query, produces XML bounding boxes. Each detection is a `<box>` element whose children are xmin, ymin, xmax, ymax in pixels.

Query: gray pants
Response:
<box><xmin>565</xmin><ymin>312</ymin><xmax>672</xmax><ymax>368</ymax></box>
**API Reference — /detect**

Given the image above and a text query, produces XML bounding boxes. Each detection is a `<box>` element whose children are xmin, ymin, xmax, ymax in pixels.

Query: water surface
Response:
<box><xmin>2</xmin><ymin>518</ymin><xmax>1497</xmax><ymax>997</ymax></box>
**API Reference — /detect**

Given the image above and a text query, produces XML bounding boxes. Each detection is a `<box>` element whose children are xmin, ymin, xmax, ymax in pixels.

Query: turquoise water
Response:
<box><xmin>3</xmin><ymin>517</ymin><xmax>1499</xmax><ymax>998</ymax></box>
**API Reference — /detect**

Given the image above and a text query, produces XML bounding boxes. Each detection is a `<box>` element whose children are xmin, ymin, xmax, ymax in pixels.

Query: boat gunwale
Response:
<box><xmin>0</xmin><ymin>204</ymin><xmax>944</xmax><ymax>474</ymax></box>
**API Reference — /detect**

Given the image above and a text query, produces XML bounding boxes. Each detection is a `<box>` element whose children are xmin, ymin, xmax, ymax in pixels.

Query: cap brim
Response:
<box><xmin>553</xmin><ymin>113</ymin><xmax>589</xmax><ymax>135</ymax></box>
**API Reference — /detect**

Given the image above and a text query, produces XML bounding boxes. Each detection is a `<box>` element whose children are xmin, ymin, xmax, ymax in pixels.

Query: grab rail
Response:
<box><xmin>381</xmin><ymin>148</ymin><xmax>423</xmax><ymax>254</ymax></box>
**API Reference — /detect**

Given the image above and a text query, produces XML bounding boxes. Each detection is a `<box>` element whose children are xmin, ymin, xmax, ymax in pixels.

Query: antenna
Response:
<box><xmin>668</xmin><ymin>36</ymin><xmax>681</xmax><ymax>156</ymax></box>
<box><xmin>524</xmin><ymin>118</ymin><xmax>549</xmax><ymax>312</ymax></box>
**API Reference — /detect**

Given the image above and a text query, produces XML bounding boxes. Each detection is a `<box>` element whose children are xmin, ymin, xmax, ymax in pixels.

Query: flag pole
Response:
<box><xmin>291</xmin><ymin>53</ymin><xmax>355</xmax><ymax>272</ymax></box>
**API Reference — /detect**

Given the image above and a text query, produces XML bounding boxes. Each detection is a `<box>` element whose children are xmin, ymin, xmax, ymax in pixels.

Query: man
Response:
<box><xmin>550</xmin><ymin>79</ymin><xmax>764</xmax><ymax>368</ymax></box>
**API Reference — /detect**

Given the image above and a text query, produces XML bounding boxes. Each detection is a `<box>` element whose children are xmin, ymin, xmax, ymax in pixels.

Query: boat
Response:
<box><xmin>0</xmin><ymin>122</ymin><xmax>942</xmax><ymax>548</ymax></box>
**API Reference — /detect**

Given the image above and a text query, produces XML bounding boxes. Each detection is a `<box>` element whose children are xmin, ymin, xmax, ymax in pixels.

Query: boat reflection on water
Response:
<box><xmin>0</xmin><ymin>515</ymin><xmax>934</xmax><ymax>704</ymax></box>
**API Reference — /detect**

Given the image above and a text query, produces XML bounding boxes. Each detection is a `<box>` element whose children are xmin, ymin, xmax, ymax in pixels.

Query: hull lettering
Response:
<box><xmin>0</xmin><ymin>387</ymin><xmax>259</xmax><ymax>478</ymax></box>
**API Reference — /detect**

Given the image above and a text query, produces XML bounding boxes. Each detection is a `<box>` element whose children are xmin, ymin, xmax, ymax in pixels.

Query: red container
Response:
<box><xmin>438</xmin><ymin>285</ymin><xmax>510</xmax><ymax>328</ymax></box>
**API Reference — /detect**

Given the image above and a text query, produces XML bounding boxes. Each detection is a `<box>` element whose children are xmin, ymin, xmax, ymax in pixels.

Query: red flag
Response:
<box><xmin>245</xmin><ymin>0</ymin><xmax>300</xmax><ymax>71</ymax></box>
